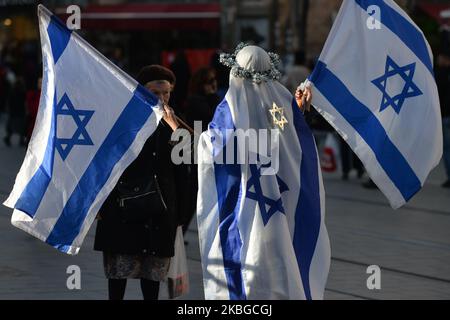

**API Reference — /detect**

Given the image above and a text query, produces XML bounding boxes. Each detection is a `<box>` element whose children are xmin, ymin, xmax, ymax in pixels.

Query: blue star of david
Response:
<box><xmin>371</xmin><ymin>56</ymin><xmax>423</xmax><ymax>114</ymax></box>
<box><xmin>246</xmin><ymin>158</ymin><xmax>289</xmax><ymax>226</ymax></box>
<box><xmin>55</xmin><ymin>93</ymin><xmax>94</xmax><ymax>160</ymax></box>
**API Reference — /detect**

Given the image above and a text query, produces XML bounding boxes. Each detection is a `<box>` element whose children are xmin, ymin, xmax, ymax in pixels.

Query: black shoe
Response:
<box><xmin>3</xmin><ymin>136</ymin><xmax>11</xmax><ymax>147</ymax></box>
<box><xmin>441</xmin><ymin>180</ymin><xmax>450</xmax><ymax>188</ymax></box>
<box><xmin>342</xmin><ymin>172</ymin><xmax>349</xmax><ymax>181</ymax></box>
<box><xmin>357</xmin><ymin>170</ymin><xmax>364</xmax><ymax>179</ymax></box>
<box><xmin>362</xmin><ymin>179</ymin><xmax>377</xmax><ymax>189</ymax></box>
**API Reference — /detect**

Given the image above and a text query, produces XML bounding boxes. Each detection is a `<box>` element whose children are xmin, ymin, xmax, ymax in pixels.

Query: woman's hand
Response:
<box><xmin>162</xmin><ymin>104</ymin><xmax>180</xmax><ymax>132</ymax></box>
<box><xmin>295</xmin><ymin>85</ymin><xmax>312</xmax><ymax>113</ymax></box>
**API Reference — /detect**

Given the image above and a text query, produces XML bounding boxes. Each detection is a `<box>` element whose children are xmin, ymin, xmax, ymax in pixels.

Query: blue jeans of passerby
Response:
<box><xmin>443</xmin><ymin>117</ymin><xmax>450</xmax><ymax>179</ymax></box>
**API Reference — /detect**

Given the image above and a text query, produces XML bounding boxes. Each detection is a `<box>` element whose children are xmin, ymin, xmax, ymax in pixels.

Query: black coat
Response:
<box><xmin>94</xmin><ymin>121</ymin><xmax>188</xmax><ymax>257</ymax></box>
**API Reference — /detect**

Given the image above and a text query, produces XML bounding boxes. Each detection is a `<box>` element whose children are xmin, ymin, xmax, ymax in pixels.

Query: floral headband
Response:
<box><xmin>219</xmin><ymin>42</ymin><xmax>282</xmax><ymax>84</ymax></box>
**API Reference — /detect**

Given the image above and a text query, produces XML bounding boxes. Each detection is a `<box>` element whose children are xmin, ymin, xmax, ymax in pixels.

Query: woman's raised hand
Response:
<box><xmin>295</xmin><ymin>84</ymin><xmax>312</xmax><ymax>113</ymax></box>
<box><xmin>162</xmin><ymin>104</ymin><xmax>180</xmax><ymax>131</ymax></box>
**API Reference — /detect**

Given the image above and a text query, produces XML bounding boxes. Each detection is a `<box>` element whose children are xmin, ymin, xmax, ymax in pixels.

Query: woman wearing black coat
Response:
<box><xmin>94</xmin><ymin>65</ymin><xmax>185</xmax><ymax>300</ymax></box>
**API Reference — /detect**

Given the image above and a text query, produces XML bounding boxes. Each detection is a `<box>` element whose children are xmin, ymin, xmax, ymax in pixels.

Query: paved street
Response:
<box><xmin>0</xmin><ymin>116</ymin><xmax>449</xmax><ymax>300</ymax></box>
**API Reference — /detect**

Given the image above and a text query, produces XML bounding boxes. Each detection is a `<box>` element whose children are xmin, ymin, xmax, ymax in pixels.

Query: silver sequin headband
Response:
<box><xmin>219</xmin><ymin>43</ymin><xmax>282</xmax><ymax>84</ymax></box>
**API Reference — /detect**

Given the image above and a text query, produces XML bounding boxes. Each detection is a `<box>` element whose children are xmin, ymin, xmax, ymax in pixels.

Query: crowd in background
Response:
<box><xmin>0</xmin><ymin>31</ymin><xmax>449</xmax><ymax>194</ymax></box>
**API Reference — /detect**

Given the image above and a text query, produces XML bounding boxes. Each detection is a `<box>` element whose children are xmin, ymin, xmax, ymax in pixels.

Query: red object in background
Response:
<box><xmin>417</xmin><ymin>3</ymin><xmax>450</xmax><ymax>26</ymax></box>
<box><xmin>320</xmin><ymin>147</ymin><xmax>337</xmax><ymax>172</ymax></box>
<box><xmin>56</xmin><ymin>3</ymin><xmax>221</xmax><ymax>31</ymax></box>
<box><xmin>25</xmin><ymin>90</ymin><xmax>40</xmax><ymax>141</ymax></box>
<box><xmin>162</xmin><ymin>49</ymin><xmax>218</xmax><ymax>74</ymax></box>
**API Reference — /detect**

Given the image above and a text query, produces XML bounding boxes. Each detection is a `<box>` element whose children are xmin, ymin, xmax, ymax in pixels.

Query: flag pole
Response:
<box><xmin>175</xmin><ymin>115</ymin><xmax>195</xmax><ymax>135</ymax></box>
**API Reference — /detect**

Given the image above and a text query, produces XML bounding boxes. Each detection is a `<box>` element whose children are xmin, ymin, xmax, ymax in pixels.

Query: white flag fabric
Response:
<box><xmin>197</xmin><ymin>46</ymin><xmax>330</xmax><ymax>300</ymax></box>
<box><xmin>308</xmin><ymin>0</ymin><xmax>442</xmax><ymax>209</ymax></box>
<box><xmin>3</xmin><ymin>5</ymin><xmax>162</xmax><ymax>255</ymax></box>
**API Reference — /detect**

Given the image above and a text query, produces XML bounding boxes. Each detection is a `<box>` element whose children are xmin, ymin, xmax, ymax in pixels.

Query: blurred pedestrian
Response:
<box><xmin>182</xmin><ymin>67</ymin><xmax>221</xmax><ymax>235</ymax></box>
<box><xmin>210</xmin><ymin>50</ymin><xmax>229</xmax><ymax>100</ymax></box>
<box><xmin>170</xmin><ymin>50</ymin><xmax>191</xmax><ymax>114</ymax></box>
<box><xmin>436</xmin><ymin>52</ymin><xmax>450</xmax><ymax>188</ymax></box>
<box><xmin>110</xmin><ymin>46</ymin><xmax>126</xmax><ymax>70</ymax></box>
<box><xmin>185</xmin><ymin>67</ymin><xmax>220</xmax><ymax>132</ymax></box>
<box><xmin>0</xmin><ymin>62</ymin><xmax>8</xmax><ymax>116</ymax></box>
<box><xmin>4</xmin><ymin>76</ymin><xmax>27</xmax><ymax>147</ymax></box>
<box><xmin>25</xmin><ymin>76</ymin><xmax>41</xmax><ymax>143</ymax></box>
<box><xmin>340</xmin><ymin>137</ymin><xmax>364</xmax><ymax>180</ymax></box>
<box><xmin>282</xmin><ymin>50</ymin><xmax>311</xmax><ymax>93</ymax></box>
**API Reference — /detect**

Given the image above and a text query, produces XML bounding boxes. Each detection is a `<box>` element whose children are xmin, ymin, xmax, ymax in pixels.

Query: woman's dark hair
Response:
<box><xmin>136</xmin><ymin>65</ymin><xmax>176</xmax><ymax>86</ymax></box>
<box><xmin>188</xmin><ymin>67</ymin><xmax>215</xmax><ymax>96</ymax></box>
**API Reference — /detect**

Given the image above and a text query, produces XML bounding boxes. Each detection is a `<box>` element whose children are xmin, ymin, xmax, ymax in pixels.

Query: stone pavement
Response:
<box><xmin>0</xmin><ymin>116</ymin><xmax>449</xmax><ymax>300</ymax></box>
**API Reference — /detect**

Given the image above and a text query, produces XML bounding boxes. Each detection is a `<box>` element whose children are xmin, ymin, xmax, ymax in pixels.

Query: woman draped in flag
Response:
<box><xmin>196</xmin><ymin>43</ymin><xmax>330</xmax><ymax>300</ymax></box>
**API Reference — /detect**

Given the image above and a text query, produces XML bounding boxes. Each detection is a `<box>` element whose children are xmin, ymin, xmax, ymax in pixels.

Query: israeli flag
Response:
<box><xmin>197</xmin><ymin>47</ymin><xmax>330</xmax><ymax>299</ymax></box>
<box><xmin>309</xmin><ymin>0</ymin><xmax>442</xmax><ymax>209</ymax></box>
<box><xmin>3</xmin><ymin>5</ymin><xmax>162</xmax><ymax>255</ymax></box>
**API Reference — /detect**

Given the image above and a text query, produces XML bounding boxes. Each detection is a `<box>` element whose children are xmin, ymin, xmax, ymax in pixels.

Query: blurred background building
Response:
<box><xmin>0</xmin><ymin>0</ymin><xmax>449</xmax><ymax>96</ymax></box>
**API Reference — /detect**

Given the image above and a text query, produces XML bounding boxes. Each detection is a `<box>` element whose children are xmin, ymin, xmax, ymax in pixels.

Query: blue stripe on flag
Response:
<box><xmin>310</xmin><ymin>61</ymin><xmax>421</xmax><ymax>201</ymax></box>
<box><xmin>15</xmin><ymin>89</ymin><xmax>57</xmax><ymax>218</ymax></box>
<box><xmin>47</xmin><ymin>14</ymin><xmax>72</xmax><ymax>64</ymax></box>
<box><xmin>45</xmin><ymin>85</ymin><xmax>157</xmax><ymax>251</ymax></box>
<box><xmin>354</xmin><ymin>0</ymin><xmax>433</xmax><ymax>75</ymax></box>
<box><xmin>291</xmin><ymin>99</ymin><xmax>322</xmax><ymax>300</ymax></box>
<box><xmin>210</xmin><ymin>99</ymin><xmax>247</xmax><ymax>300</ymax></box>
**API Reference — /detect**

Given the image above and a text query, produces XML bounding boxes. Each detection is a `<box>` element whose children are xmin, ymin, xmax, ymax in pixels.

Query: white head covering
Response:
<box><xmin>236</xmin><ymin>45</ymin><xmax>272</xmax><ymax>73</ymax></box>
<box><xmin>220</xmin><ymin>43</ymin><xmax>281</xmax><ymax>84</ymax></box>
<box><xmin>219</xmin><ymin>44</ymin><xmax>292</xmax><ymax>133</ymax></box>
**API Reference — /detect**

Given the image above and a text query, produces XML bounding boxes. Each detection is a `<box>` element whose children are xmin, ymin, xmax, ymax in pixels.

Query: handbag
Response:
<box><xmin>116</xmin><ymin>174</ymin><xmax>168</xmax><ymax>223</ymax></box>
<box><xmin>115</xmin><ymin>127</ymin><xmax>171</xmax><ymax>222</ymax></box>
<box><xmin>167</xmin><ymin>226</ymin><xmax>189</xmax><ymax>299</ymax></box>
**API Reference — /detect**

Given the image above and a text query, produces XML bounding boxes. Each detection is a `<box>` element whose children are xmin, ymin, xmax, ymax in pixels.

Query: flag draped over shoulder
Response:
<box><xmin>196</xmin><ymin>45</ymin><xmax>330</xmax><ymax>300</ymax></box>
<box><xmin>308</xmin><ymin>0</ymin><xmax>442</xmax><ymax>209</ymax></box>
<box><xmin>3</xmin><ymin>5</ymin><xmax>162</xmax><ymax>255</ymax></box>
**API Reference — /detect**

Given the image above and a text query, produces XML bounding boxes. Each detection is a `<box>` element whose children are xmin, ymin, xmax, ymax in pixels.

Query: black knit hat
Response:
<box><xmin>136</xmin><ymin>65</ymin><xmax>176</xmax><ymax>86</ymax></box>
